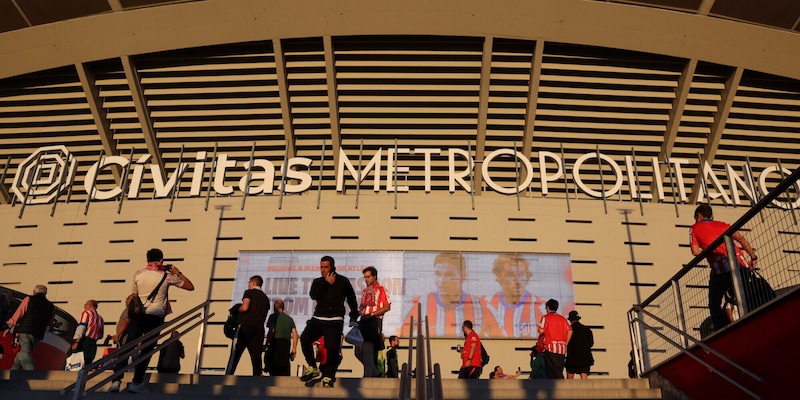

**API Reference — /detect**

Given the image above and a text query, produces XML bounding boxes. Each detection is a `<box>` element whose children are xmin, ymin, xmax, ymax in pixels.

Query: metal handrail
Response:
<box><xmin>637</xmin><ymin>167</ymin><xmax>800</xmax><ymax>308</ymax></box>
<box><xmin>398</xmin><ymin>314</ymin><xmax>414</xmax><ymax>400</ymax></box>
<box><xmin>632</xmin><ymin>305</ymin><xmax>763</xmax><ymax>383</ymax></box>
<box><xmin>628</xmin><ymin>167</ymin><xmax>800</xmax><ymax>398</ymax></box>
<box><xmin>423</xmin><ymin>315</ymin><xmax>443</xmax><ymax>400</ymax></box>
<box><xmin>61</xmin><ymin>300</ymin><xmax>213</xmax><ymax>399</ymax></box>
<box><xmin>432</xmin><ymin>363</ymin><xmax>444</xmax><ymax>400</ymax></box>
<box><xmin>396</xmin><ymin>303</ymin><xmax>443</xmax><ymax>400</ymax></box>
<box><xmin>631</xmin><ymin>317</ymin><xmax>761</xmax><ymax>400</ymax></box>
<box><xmin>398</xmin><ymin>363</ymin><xmax>410</xmax><ymax>400</ymax></box>
<box><xmin>415</xmin><ymin>303</ymin><xmax>426</xmax><ymax>400</ymax></box>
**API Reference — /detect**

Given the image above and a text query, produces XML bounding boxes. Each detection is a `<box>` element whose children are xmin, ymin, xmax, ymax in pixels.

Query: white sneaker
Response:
<box><xmin>109</xmin><ymin>381</ymin><xmax>121</xmax><ymax>393</ymax></box>
<box><xmin>127</xmin><ymin>382</ymin><xmax>149</xmax><ymax>394</ymax></box>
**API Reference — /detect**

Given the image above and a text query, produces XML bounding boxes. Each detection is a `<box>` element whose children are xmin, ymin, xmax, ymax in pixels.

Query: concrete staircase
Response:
<box><xmin>0</xmin><ymin>370</ymin><xmax>662</xmax><ymax>399</ymax></box>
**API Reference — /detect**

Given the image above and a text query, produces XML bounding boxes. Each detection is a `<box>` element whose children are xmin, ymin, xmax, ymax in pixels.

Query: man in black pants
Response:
<box><xmin>299</xmin><ymin>256</ymin><xmax>359</xmax><ymax>388</ymax></box>
<box><xmin>230</xmin><ymin>275</ymin><xmax>270</xmax><ymax>376</ymax></box>
<box><xmin>116</xmin><ymin>248</ymin><xmax>194</xmax><ymax>394</ymax></box>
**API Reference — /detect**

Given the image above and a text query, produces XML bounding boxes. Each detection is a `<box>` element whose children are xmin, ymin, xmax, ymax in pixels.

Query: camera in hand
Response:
<box><xmin>164</xmin><ymin>264</ymin><xmax>173</xmax><ymax>272</ymax></box>
<box><xmin>455</xmin><ymin>345</ymin><xmax>463</xmax><ymax>353</ymax></box>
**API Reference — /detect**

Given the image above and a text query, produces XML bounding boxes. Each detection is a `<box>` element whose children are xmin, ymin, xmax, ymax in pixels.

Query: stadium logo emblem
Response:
<box><xmin>12</xmin><ymin>145</ymin><xmax>77</xmax><ymax>205</ymax></box>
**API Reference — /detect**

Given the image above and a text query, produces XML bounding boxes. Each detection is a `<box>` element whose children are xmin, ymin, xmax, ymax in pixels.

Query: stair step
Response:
<box><xmin>1</xmin><ymin>370</ymin><xmax>662</xmax><ymax>400</ymax></box>
<box><xmin>425</xmin><ymin>388</ymin><xmax>662</xmax><ymax>399</ymax></box>
<box><xmin>439</xmin><ymin>378</ymin><xmax>654</xmax><ymax>390</ymax></box>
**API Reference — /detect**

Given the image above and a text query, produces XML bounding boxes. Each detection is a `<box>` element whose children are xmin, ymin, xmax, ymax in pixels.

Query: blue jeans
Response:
<box><xmin>12</xmin><ymin>333</ymin><xmax>39</xmax><ymax>370</ymax></box>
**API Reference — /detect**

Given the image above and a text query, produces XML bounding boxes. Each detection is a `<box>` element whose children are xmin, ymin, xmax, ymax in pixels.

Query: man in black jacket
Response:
<box><xmin>299</xmin><ymin>255</ymin><xmax>359</xmax><ymax>388</ymax></box>
<box><xmin>5</xmin><ymin>284</ymin><xmax>55</xmax><ymax>370</ymax></box>
<box><xmin>565</xmin><ymin>310</ymin><xmax>594</xmax><ymax>379</ymax></box>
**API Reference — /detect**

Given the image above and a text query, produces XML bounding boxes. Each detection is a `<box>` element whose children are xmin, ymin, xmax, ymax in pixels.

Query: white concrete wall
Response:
<box><xmin>0</xmin><ymin>192</ymin><xmax>757</xmax><ymax>377</ymax></box>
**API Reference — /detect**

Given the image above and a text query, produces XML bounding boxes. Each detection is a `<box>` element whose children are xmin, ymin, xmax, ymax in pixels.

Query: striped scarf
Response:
<box><xmin>360</xmin><ymin>283</ymin><xmax>376</xmax><ymax>314</ymax></box>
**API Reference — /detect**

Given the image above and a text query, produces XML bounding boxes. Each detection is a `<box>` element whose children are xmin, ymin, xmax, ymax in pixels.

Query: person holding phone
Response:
<box><xmin>299</xmin><ymin>256</ymin><xmax>359</xmax><ymax>388</ymax></box>
<box><xmin>489</xmin><ymin>365</ymin><xmax>522</xmax><ymax>379</ymax></box>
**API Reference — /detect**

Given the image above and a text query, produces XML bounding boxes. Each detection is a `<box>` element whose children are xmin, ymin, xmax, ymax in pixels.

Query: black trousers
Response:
<box><xmin>265</xmin><ymin>337</ymin><xmax>291</xmax><ymax>376</ymax></box>
<box><xmin>458</xmin><ymin>366</ymin><xmax>482</xmax><ymax>379</ymax></box>
<box><xmin>231</xmin><ymin>324</ymin><xmax>265</xmax><ymax>376</ymax></box>
<box><xmin>300</xmin><ymin>318</ymin><xmax>344</xmax><ymax>379</ymax></box>
<box><xmin>542</xmin><ymin>351</ymin><xmax>566</xmax><ymax>379</ymax></box>
<box><xmin>117</xmin><ymin>314</ymin><xmax>164</xmax><ymax>384</ymax></box>
<box><xmin>708</xmin><ymin>271</ymin><xmax>734</xmax><ymax>332</ymax></box>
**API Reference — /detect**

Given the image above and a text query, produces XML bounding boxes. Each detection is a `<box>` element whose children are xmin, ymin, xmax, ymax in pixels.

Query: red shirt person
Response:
<box><xmin>689</xmin><ymin>204</ymin><xmax>758</xmax><ymax>331</ymax></box>
<box><xmin>457</xmin><ymin>320</ymin><xmax>483</xmax><ymax>379</ymax></box>
<box><xmin>537</xmin><ymin>299</ymin><xmax>572</xmax><ymax>379</ymax></box>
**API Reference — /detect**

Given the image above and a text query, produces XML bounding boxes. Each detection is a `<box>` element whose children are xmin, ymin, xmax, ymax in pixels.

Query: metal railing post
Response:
<box><xmin>627</xmin><ymin>309</ymin><xmax>642</xmax><ymax>378</ymax></box>
<box><xmin>425</xmin><ymin>316</ymin><xmax>434</xmax><ymax>400</ymax></box>
<box><xmin>561</xmin><ymin>142</ymin><xmax>570</xmax><ymax>213</ymax></box>
<box><xmin>316</xmin><ymin>139</ymin><xmax>325</xmax><ymax>209</ymax></box>
<box><xmin>630</xmin><ymin>148</ymin><xmax>643</xmax><ymax>216</ymax></box>
<box><xmin>355</xmin><ymin>138</ymin><xmax>363</xmax><ymax>208</ymax></box>
<box><xmin>117</xmin><ymin>148</ymin><xmax>135</xmax><ymax>214</ymax></box>
<box><xmin>596</xmin><ymin>144</ymin><xmax>607</xmax><ymax>214</ymax></box>
<box><xmin>240</xmin><ymin>142</ymin><xmax>255</xmax><ymax>211</ymax></box>
<box><xmin>468</xmin><ymin>139</ymin><xmax>475</xmax><ymax>210</ymax></box>
<box><xmin>83</xmin><ymin>150</ymin><xmax>104</xmax><ymax>216</ymax></box>
<box><xmin>204</xmin><ymin>142</ymin><xmax>218</xmax><ymax>211</ymax></box>
<box><xmin>415</xmin><ymin>302</ymin><xmax>426</xmax><ymax>400</ymax></box>
<box><xmin>725</xmin><ymin>234</ymin><xmax>749</xmax><ymax>315</ymax></box>
<box><xmin>18</xmin><ymin>151</ymin><xmax>44</xmax><ymax>218</ymax></box>
<box><xmin>398</xmin><ymin>363</ymin><xmax>410</xmax><ymax>400</ymax></box>
<box><xmin>433</xmin><ymin>363</ymin><xmax>444</xmax><ymax>400</ymax></box>
<box><xmin>671</xmin><ymin>279</ymin><xmax>689</xmax><ymax>349</ymax></box>
<box><xmin>194</xmin><ymin>301</ymin><xmax>209</xmax><ymax>374</ymax></box>
<box><xmin>278</xmin><ymin>144</ymin><xmax>289</xmax><ymax>209</ymax></box>
<box><xmin>61</xmin><ymin>301</ymin><xmax>214</xmax><ymax>399</ymax></box>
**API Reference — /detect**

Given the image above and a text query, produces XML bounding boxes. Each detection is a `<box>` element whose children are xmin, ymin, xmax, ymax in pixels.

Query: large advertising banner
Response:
<box><xmin>233</xmin><ymin>251</ymin><xmax>574</xmax><ymax>339</ymax></box>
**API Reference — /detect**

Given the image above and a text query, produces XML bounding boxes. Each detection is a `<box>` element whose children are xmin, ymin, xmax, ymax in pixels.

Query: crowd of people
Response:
<box><xmin>228</xmin><ymin>256</ymin><xmax>594</xmax><ymax>387</ymax></box>
<box><xmin>464</xmin><ymin>299</ymin><xmax>594</xmax><ymax>381</ymax></box>
<box><xmin>0</xmin><ymin>205</ymin><xmax>764</xmax><ymax>391</ymax></box>
<box><xmin>0</xmin><ymin>251</ymin><xmax>589</xmax><ymax>389</ymax></box>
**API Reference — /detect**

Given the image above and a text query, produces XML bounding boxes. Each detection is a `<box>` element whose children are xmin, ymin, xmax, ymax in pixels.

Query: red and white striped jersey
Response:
<box><xmin>483</xmin><ymin>291</ymin><xmax>544</xmax><ymax>338</ymax></box>
<box><xmin>401</xmin><ymin>292</ymin><xmax>483</xmax><ymax>337</ymax></box>
<box><xmin>539</xmin><ymin>312</ymin><xmax>571</xmax><ymax>355</ymax></box>
<box><xmin>77</xmin><ymin>309</ymin><xmax>104</xmax><ymax>340</ymax></box>
<box><xmin>359</xmin><ymin>282</ymin><xmax>391</xmax><ymax>319</ymax></box>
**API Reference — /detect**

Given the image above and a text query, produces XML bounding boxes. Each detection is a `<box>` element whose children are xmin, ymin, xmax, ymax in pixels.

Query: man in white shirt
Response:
<box><xmin>112</xmin><ymin>248</ymin><xmax>194</xmax><ymax>394</ymax></box>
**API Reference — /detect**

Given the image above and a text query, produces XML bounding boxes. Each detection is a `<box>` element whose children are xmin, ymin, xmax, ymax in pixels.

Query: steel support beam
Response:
<box><xmin>121</xmin><ymin>55</ymin><xmax>164</xmax><ymax>178</ymax></box>
<box><xmin>323</xmin><ymin>36</ymin><xmax>342</xmax><ymax>180</ymax></box>
<box><xmin>689</xmin><ymin>66</ymin><xmax>743</xmax><ymax>203</ymax></box>
<box><xmin>473</xmin><ymin>36</ymin><xmax>493</xmax><ymax>195</ymax></box>
<box><xmin>652</xmin><ymin>59</ymin><xmax>696</xmax><ymax>195</ymax></box>
<box><xmin>698</xmin><ymin>0</ymin><xmax>716</xmax><ymax>16</ymax></box>
<box><xmin>273</xmin><ymin>39</ymin><xmax>297</xmax><ymax>159</ymax></box>
<box><xmin>521</xmin><ymin>40</ymin><xmax>544</xmax><ymax>161</ymax></box>
<box><xmin>76</xmin><ymin>62</ymin><xmax>121</xmax><ymax>183</ymax></box>
<box><xmin>106</xmin><ymin>0</ymin><xmax>122</xmax><ymax>11</ymax></box>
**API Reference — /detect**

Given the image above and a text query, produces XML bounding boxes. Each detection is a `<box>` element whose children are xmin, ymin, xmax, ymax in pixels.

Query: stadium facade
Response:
<box><xmin>1</xmin><ymin>0</ymin><xmax>799</xmax><ymax>377</ymax></box>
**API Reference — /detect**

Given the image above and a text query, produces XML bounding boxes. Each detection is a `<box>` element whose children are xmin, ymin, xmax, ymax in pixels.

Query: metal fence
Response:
<box><xmin>628</xmin><ymin>168</ymin><xmax>800</xmax><ymax>393</ymax></box>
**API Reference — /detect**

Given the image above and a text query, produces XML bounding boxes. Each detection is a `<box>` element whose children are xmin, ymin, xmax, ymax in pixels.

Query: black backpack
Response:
<box><xmin>223</xmin><ymin>303</ymin><xmax>242</xmax><ymax>339</ymax></box>
<box><xmin>480</xmin><ymin>343</ymin><xmax>490</xmax><ymax>367</ymax></box>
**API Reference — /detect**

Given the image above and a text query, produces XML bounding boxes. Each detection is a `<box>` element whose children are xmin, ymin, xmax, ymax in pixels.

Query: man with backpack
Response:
<box><xmin>229</xmin><ymin>275</ymin><xmax>270</xmax><ymax>376</ymax></box>
<box><xmin>117</xmin><ymin>248</ymin><xmax>194</xmax><ymax>393</ymax></box>
<box><xmin>458</xmin><ymin>320</ymin><xmax>483</xmax><ymax>379</ymax></box>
